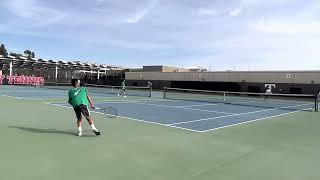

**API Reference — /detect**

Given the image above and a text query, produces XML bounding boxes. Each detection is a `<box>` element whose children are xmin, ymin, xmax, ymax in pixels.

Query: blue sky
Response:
<box><xmin>0</xmin><ymin>0</ymin><xmax>320</xmax><ymax>70</ymax></box>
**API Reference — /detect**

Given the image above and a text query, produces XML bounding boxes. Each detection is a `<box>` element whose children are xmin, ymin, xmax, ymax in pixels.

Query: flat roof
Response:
<box><xmin>0</xmin><ymin>55</ymin><xmax>124</xmax><ymax>71</ymax></box>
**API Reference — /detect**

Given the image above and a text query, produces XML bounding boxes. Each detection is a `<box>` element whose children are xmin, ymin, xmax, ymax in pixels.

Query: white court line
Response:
<box><xmin>176</xmin><ymin>103</ymin><xmax>221</xmax><ymax>108</ymax></box>
<box><xmin>0</xmin><ymin>92</ymin><xmax>64</xmax><ymax>100</ymax></box>
<box><xmin>43</xmin><ymin>102</ymin><xmax>202</xmax><ymax>133</ymax></box>
<box><xmin>0</xmin><ymin>93</ymin><xmax>23</xmax><ymax>99</ymax></box>
<box><xmin>168</xmin><ymin>103</ymin><xmax>312</xmax><ymax>126</ymax></box>
<box><xmin>1</xmin><ymin>90</ymin><xmax>63</xmax><ymax>95</ymax></box>
<box><xmin>21</xmin><ymin>96</ymin><xmax>65</xmax><ymax>99</ymax></box>
<box><xmin>137</xmin><ymin>98</ymin><xmax>176</xmax><ymax>102</ymax></box>
<box><xmin>125</xmin><ymin>101</ymin><xmax>234</xmax><ymax>115</ymax></box>
<box><xmin>199</xmin><ymin>110</ymin><xmax>305</xmax><ymax>132</ymax></box>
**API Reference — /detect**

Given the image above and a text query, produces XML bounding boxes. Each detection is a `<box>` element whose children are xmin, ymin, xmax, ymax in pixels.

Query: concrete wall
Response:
<box><xmin>126</xmin><ymin>71</ymin><xmax>320</xmax><ymax>84</ymax></box>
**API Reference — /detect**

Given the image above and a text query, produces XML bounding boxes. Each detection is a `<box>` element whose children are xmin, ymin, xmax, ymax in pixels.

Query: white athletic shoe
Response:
<box><xmin>77</xmin><ymin>131</ymin><xmax>82</xmax><ymax>136</ymax></box>
<box><xmin>92</xmin><ymin>128</ymin><xmax>101</xmax><ymax>136</ymax></box>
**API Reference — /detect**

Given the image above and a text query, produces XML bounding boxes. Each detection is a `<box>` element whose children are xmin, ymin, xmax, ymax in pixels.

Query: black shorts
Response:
<box><xmin>73</xmin><ymin>104</ymin><xmax>90</xmax><ymax>119</ymax></box>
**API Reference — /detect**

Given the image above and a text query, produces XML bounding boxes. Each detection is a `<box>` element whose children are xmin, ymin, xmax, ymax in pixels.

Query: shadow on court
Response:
<box><xmin>8</xmin><ymin>126</ymin><xmax>97</xmax><ymax>137</ymax></box>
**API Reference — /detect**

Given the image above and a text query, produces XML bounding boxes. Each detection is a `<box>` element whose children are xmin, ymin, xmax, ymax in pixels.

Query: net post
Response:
<box><xmin>223</xmin><ymin>92</ymin><xmax>226</xmax><ymax>103</ymax></box>
<box><xmin>315</xmin><ymin>94</ymin><xmax>319</xmax><ymax>112</ymax></box>
<box><xmin>163</xmin><ymin>87</ymin><xmax>167</xmax><ymax>99</ymax></box>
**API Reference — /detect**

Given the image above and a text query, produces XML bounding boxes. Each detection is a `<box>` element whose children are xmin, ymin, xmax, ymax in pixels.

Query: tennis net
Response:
<box><xmin>164</xmin><ymin>87</ymin><xmax>319</xmax><ymax>112</ymax></box>
<box><xmin>41</xmin><ymin>82</ymin><xmax>152</xmax><ymax>97</ymax></box>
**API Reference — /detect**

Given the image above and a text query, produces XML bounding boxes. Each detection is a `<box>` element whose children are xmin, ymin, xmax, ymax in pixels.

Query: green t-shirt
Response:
<box><xmin>68</xmin><ymin>87</ymin><xmax>89</xmax><ymax>107</ymax></box>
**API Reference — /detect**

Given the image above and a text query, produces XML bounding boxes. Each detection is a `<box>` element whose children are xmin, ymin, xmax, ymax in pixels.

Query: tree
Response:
<box><xmin>24</xmin><ymin>50</ymin><xmax>36</xmax><ymax>59</ymax></box>
<box><xmin>24</xmin><ymin>50</ymin><xmax>32</xmax><ymax>58</ymax></box>
<box><xmin>0</xmin><ymin>44</ymin><xmax>8</xmax><ymax>56</ymax></box>
<box><xmin>9</xmin><ymin>52</ymin><xmax>23</xmax><ymax>58</ymax></box>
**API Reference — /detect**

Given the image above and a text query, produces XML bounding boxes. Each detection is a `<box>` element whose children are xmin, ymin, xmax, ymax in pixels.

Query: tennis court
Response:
<box><xmin>1</xmin><ymin>84</ymin><xmax>317</xmax><ymax>132</ymax></box>
<box><xmin>1</xmin><ymin>84</ymin><xmax>320</xmax><ymax>180</ymax></box>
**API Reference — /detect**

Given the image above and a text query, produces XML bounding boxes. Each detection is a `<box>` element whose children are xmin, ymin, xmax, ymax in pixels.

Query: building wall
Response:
<box><xmin>125</xmin><ymin>71</ymin><xmax>320</xmax><ymax>94</ymax></box>
<box><xmin>126</xmin><ymin>71</ymin><xmax>320</xmax><ymax>84</ymax></box>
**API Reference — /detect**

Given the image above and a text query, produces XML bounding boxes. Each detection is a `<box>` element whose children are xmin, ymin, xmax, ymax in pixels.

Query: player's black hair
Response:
<box><xmin>71</xmin><ymin>79</ymin><xmax>80</xmax><ymax>87</ymax></box>
<box><xmin>80</xmin><ymin>81</ymin><xmax>85</xmax><ymax>87</ymax></box>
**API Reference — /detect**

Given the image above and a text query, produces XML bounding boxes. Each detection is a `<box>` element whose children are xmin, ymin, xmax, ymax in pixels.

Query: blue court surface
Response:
<box><xmin>49</xmin><ymin>98</ymin><xmax>308</xmax><ymax>132</ymax></box>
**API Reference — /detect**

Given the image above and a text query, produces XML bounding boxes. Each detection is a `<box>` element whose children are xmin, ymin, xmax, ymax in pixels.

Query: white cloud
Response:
<box><xmin>242</xmin><ymin>0</ymin><xmax>294</xmax><ymax>6</ymax></box>
<box><xmin>124</xmin><ymin>0</ymin><xmax>158</xmax><ymax>24</ymax></box>
<box><xmin>198</xmin><ymin>6</ymin><xmax>242</xmax><ymax>17</ymax></box>
<box><xmin>198</xmin><ymin>9</ymin><xmax>218</xmax><ymax>16</ymax></box>
<box><xmin>255</xmin><ymin>17</ymin><xmax>320</xmax><ymax>35</ymax></box>
<box><xmin>125</xmin><ymin>9</ymin><xmax>150</xmax><ymax>24</ymax></box>
<box><xmin>229</xmin><ymin>8</ymin><xmax>242</xmax><ymax>16</ymax></box>
<box><xmin>6</xmin><ymin>0</ymin><xmax>66</xmax><ymax>26</ymax></box>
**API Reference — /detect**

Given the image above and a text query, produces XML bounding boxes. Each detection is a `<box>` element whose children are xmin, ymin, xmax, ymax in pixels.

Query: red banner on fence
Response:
<box><xmin>0</xmin><ymin>75</ymin><xmax>44</xmax><ymax>86</ymax></box>
<box><xmin>0</xmin><ymin>75</ymin><xmax>4</xmax><ymax>84</ymax></box>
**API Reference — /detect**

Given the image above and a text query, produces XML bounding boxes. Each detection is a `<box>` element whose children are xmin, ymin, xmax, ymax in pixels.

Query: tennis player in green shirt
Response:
<box><xmin>68</xmin><ymin>79</ymin><xmax>100</xmax><ymax>136</ymax></box>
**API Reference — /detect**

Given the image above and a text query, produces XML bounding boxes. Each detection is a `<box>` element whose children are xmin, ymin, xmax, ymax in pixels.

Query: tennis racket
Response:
<box><xmin>94</xmin><ymin>107</ymin><xmax>118</xmax><ymax>118</ymax></box>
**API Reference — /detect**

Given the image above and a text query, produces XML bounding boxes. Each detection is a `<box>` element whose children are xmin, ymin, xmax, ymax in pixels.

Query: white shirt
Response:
<box><xmin>266</xmin><ymin>89</ymin><xmax>272</xmax><ymax>94</ymax></box>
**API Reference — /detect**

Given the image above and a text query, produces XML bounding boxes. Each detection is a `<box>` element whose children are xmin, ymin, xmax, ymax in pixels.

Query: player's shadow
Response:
<box><xmin>8</xmin><ymin>126</ymin><xmax>96</xmax><ymax>137</ymax></box>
